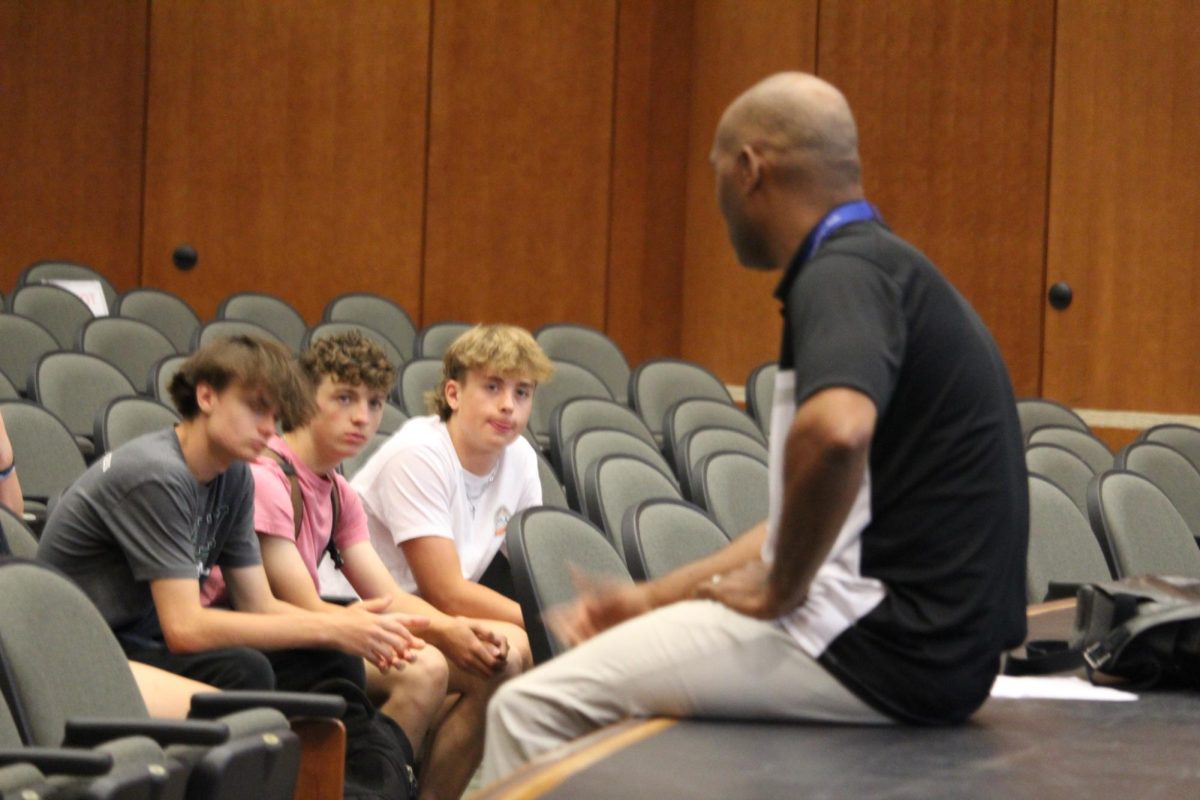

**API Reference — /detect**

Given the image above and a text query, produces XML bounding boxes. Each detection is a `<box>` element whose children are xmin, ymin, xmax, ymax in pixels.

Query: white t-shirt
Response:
<box><xmin>348</xmin><ymin>415</ymin><xmax>542</xmax><ymax>594</ymax></box>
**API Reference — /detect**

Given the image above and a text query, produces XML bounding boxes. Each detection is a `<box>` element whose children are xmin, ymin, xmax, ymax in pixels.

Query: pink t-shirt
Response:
<box><xmin>201</xmin><ymin>434</ymin><xmax>369</xmax><ymax>605</ymax></box>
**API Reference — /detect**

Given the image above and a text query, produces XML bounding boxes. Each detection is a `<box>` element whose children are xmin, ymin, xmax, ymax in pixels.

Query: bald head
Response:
<box><xmin>714</xmin><ymin>72</ymin><xmax>862</xmax><ymax>194</ymax></box>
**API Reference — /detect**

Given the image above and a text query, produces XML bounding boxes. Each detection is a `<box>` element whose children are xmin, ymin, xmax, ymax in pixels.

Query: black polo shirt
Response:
<box><xmin>768</xmin><ymin>217</ymin><xmax>1028</xmax><ymax>724</ymax></box>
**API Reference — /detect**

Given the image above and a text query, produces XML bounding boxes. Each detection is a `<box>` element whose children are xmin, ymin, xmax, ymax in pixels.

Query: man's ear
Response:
<box><xmin>738</xmin><ymin>144</ymin><xmax>763</xmax><ymax>191</ymax></box>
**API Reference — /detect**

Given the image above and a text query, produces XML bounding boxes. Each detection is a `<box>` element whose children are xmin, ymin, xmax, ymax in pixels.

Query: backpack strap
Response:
<box><xmin>264</xmin><ymin>447</ymin><xmax>344</xmax><ymax>570</ymax></box>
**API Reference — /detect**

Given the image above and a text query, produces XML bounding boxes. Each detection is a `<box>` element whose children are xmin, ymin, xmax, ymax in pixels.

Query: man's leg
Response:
<box><xmin>126</xmin><ymin>645</ymin><xmax>276</xmax><ymax>690</ymax></box>
<box><xmin>482</xmin><ymin>600</ymin><xmax>890</xmax><ymax>782</ymax></box>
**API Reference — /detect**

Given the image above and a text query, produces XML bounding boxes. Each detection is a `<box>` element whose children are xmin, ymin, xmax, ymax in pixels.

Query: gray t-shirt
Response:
<box><xmin>38</xmin><ymin>427</ymin><xmax>261</xmax><ymax>644</ymax></box>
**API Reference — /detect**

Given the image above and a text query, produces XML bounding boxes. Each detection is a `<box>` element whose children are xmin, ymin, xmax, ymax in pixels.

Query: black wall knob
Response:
<box><xmin>173</xmin><ymin>244</ymin><xmax>198</xmax><ymax>271</ymax></box>
<box><xmin>1048</xmin><ymin>281</ymin><xmax>1073</xmax><ymax>310</ymax></box>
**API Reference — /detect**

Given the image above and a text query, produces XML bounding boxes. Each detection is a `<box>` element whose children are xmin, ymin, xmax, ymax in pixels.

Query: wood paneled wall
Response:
<box><xmin>422</xmin><ymin>0</ymin><xmax>617</xmax><ymax>332</ymax></box>
<box><xmin>679</xmin><ymin>0</ymin><xmax>818</xmax><ymax>379</ymax></box>
<box><xmin>141</xmin><ymin>2</ymin><xmax>430</xmax><ymax>322</ymax></box>
<box><xmin>3</xmin><ymin>0</ymin><xmax>1198</xmax><ymax>416</ymax></box>
<box><xmin>1044</xmin><ymin>0</ymin><xmax>1200</xmax><ymax>414</ymax></box>
<box><xmin>0</xmin><ymin>0</ymin><xmax>147</xmax><ymax>291</ymax></box>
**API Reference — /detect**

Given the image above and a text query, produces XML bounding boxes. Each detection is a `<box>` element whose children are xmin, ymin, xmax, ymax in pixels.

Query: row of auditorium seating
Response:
<box><xmin>1019</xmin><ymin>399</ymin><xmax>1200</xmax><ymax>602</ymax></box>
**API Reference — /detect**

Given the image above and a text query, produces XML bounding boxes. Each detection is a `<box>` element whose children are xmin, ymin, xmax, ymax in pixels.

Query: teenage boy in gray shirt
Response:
<box><xmin>39</xmin><ymin>334</ymin><xmax>425</xmax><ymax>693</ymax></box>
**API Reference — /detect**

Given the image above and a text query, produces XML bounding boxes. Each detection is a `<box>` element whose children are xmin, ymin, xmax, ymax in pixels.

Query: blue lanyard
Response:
<box><xmin>797</xmin><ymin>200</ymin><xmax>881</xmax><ymax>264</ymax></box>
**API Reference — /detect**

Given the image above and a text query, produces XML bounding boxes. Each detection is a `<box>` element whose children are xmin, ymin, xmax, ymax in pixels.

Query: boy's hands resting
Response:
<box><xmin>334</xmin><ymin>596</ymin><xmax>429</xmax><ymax>673</ymax></box>
<box><xmin>428</xmin><ymin>617</ymin><xmax>511</xmax><ymax>678</ymax></box>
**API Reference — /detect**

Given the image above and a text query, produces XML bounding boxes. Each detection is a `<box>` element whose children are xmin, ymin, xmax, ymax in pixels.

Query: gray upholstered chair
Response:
<box><xmin>0</xmin><ymin>401</ymin><xmax>86</xmax><ymax>524</ymax></box>
<box><xmin>547</xmin><ymin>396</ymin><xmax>656</xmax><ymax>477</ymax></box>
<box><xmin>622</xmin><ymin>498</ymin><xmax>730</xmax><ymax>582</ymax></box>
<box><xmin>527</xmin><ymin>361</ymin><xmax>613</xmax><ymax>449</ymax></box>
<box><xmin>0</xmin><ymin>315</ymin><xmax>58</xmax><ymax>396</ymax></box>
<box><xmin>674</xmin><ymin>426</ymin><xmax>769</xmax><ymax>494</ymax></box>
<box><xmin>1117</xmin><ymin>440</ymin><xmax>1200</xmax><ymax>542</ymax></box>
<box><xmin>323</xmin><ymin>293</ymin><xmax>416</xmax><ymax>360</ymax></box>
<box><xmin>745</xmin><ymin>361</ymin><xmax>777</xmax><ymax>437</ymax></box>
<box><xmin>583</xmin><ymin>455</ymin><xmax>683</xmax><ymax>555</ymax></box>
<box><xmin>7</xmin><ymin>284</ymin><xmax>94</xmax><ymax>349</ymax></box>
<box><xmin>15</xmin><ymin>260</ymin><xmax>119</xmax><ymax>312</ymax></box>
<box><xmin>1016</xmin><ymin>398</ymin><xmax>1089</xmax><ymax>443</ymax></box>
<box><xmin>628</xmin><ymin>358</ymin><xmax>734</xmax><ymax>443</ymax></box>
<box><xmin>78</xmin><ymin>317</ymin><xmax>177</xmax><ymax>393</ymax></box>
<box><xmin>1139</xmin><ymin>423</ymin><xmax>1200</xmax><ymax>474</ymax></box>
<box><xmin>216</xmin><ymin>292</ymin><xmax>307</xmax><ymax>353</ymax></box>
<box><xmin>94</xmin><ymin>397</ymin><xmax>181</xmax><ymax>455</ymax></box>
<box><xmin>391</xmin><ymin>358</ymin><xmax>443</xmax><ymax>417</ymax></box>
<box><xmin>661</xmin><ymin>397</ymin><xmax>764</xmax><ymax>473</ymax></box>
<box><xmin>534</xmin><ymin>323</ymin><xmax>631</xmax><ymax>405</ymax></box>
<box><xmin>1027</xmin><ymin>425</ymin><xmax>1113</xmax><ymax>475</ymax></box>
<box><xmin>115</xmin><ymin>287</ymin><xmax>201</xmax><ymax>353</ymax></box>
<box><xmin>559</xmin><ymin>427</ymin><xmax>677</xmax><ymax>515</ymax></box>
<box><xmin>534</xmin><ymin>450</ymin><xmax>569</xmax><ymax>510</ymax></box>
<box><xmin>1026</xmin><ymin>474</ymin><xmax>1113</xmax><ymax>603</ymax></box>
<box><xmin>693</xmin><ymin>450</ymin><xmax>769</xmax><ymax>538</ymax></box>
<box><xmin>1087</xmin><ymin>470</ymin><xmax>1200</xmax><ymax>578</ymax></box>
<box><xmin>0</xmin><ymin>560</ymin><xmax>310</xmax><ymax>800</ymax></box>
<box><xmin>413</xmin><ymin>322</ymin><xmax>471</xmax><ymax>359</ymax></box>
<box><xmin>1025</xmin><ymin>442</ymin><xmax>1095</xmax><ymax>520</ymax></box>
<box><xmin>28</xmin><ymin>353</ymin><xmax>138</xmax><ymax>459</ymax></box>
<box><xmin>506</xmin><ymin>506</ymin><xmax>633</xmax><ymax>663</ymax></box>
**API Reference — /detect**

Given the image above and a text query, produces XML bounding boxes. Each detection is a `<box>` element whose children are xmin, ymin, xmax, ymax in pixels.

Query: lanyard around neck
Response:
<box><xmin>797</xmin><ymin>199</ymin><xmax>881</xmax><ymax>264</ymax></box>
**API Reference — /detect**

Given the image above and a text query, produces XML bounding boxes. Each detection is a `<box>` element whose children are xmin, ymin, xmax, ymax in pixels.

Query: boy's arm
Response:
<box><xmin>257</xmin><ymin>535</ymin><xmax>353</xmax><ymax>613</ymax></box>
<box><xmin>150</xmin><ymin>569</ymin><xmax>421</xmax><ymax>672</ymax></box>
<box><xmin>400</xmin><ymin>536</ymin><xmax>524</xmax><ymax>628</ymax></box>
<box><xmin>0</xmin><ymin>411</ymin><xmax>23</xmax><ymax>517</ymax></box>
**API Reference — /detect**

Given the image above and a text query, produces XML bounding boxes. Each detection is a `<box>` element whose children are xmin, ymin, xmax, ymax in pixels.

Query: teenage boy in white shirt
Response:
<box><xmin>351</xmin><ymin>324</ymin><xmax>555</xmax><ymax>675</ymax></box>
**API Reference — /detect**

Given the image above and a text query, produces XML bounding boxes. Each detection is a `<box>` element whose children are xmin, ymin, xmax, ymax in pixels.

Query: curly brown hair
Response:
<box><xmin>295</xmin><ymin>330</ymin><xmax>396</xmax><ymax>430</ymax></box>
<box><xmin>169</xmin><ymin>335</ymin><xmax>315</xmax><ymax>430</ymax></box>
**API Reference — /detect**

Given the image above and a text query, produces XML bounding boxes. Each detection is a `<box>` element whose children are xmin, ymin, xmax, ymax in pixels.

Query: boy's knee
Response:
<box><xmin>407</xmin><ymin>647</ymin><xmax>450</xmax><ymax>704</ymax></box>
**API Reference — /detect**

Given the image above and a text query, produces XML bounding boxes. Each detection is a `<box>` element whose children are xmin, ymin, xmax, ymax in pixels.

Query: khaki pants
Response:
<box><xmin>481</xmin><ymin>599</ymin><xmax>891</xmax><ymax>782</ymax></box>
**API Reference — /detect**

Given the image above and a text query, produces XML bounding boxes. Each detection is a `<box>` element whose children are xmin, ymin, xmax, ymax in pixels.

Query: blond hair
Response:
<box><xmin>428</xmin><ymin>324</ymin><xmax>554</xmax><ymax>420</ymax></box>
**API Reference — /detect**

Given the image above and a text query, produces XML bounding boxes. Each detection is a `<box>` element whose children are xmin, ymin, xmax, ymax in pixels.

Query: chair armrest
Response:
<box><xmin>188</xmin><ymin>691</ymin><xmax>347</xmax><ymax>720</ymax></box>
<box><xmin>0</xmin><ymin>746</ymin><xmax>113</xmax><ymax>776</ymax></box>
<box><xmin>64</xmin><ymin>717</ymin><xmax>229</xmax><ymax>748</ymax></box>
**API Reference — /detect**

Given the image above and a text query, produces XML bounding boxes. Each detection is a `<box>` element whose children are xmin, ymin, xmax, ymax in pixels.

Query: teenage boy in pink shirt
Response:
<box><xmin>204</xmin><ymin>330</ymin><xmax>516</xmax><ymax>800</ymax></box>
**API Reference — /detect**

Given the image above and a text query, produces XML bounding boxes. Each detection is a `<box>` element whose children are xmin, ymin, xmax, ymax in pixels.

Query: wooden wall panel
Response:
<box><xmin>141</xmin><ymin>2</ymin><xmax>430</xmax><ymax>322</ymax></box>
<box><xmin>1044</xmin><ymin>0</ymin><xmax>1200</xmax><ymax>414</ymax></box>
<box><xmin>606</xmin><ymin>0</ymin><xmax>694</xmax><ymax>367</ymax></box>
<box><xmin>818</xmin><ymin>0</ymin><xmax>1054</xmax><ymax>398</ymax></box>
<box><xmin>681</xmin><ymin>0</ymin><xmax>818</xmax><ymax>383</ymax></box>
<box><xmin>0</xmin><ymin>1</ymin><xmax>147</xmax><ymax>292</ymax></box>
<box><xmin>422</xmin><ymin>1</ymin><xmax>617</xmax><ymax>332</ymax></box>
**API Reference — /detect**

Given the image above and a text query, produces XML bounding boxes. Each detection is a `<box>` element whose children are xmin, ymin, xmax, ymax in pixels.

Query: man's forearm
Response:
<box><xmin>644</xmin><ymin>522</ymin><xmax>768</xmax><ymax>609</ymax></box>
<box><xmin>769</xmin><ymin>406</ymin><xmax>871</xmax><ymax>615</ymax></box>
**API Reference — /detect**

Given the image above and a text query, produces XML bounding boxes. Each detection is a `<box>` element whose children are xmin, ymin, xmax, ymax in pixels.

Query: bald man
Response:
<box><xmin>480</xmin><ymin>73</ymin><xmax>1028</xmax><ymax>780</ymax></box>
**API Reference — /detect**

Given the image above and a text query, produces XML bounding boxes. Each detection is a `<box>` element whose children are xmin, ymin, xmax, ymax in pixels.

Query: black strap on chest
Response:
<box><xmin>264</xmin><ymin>447</ymin><xmax>344</xmax><ymax>570</ymax></box>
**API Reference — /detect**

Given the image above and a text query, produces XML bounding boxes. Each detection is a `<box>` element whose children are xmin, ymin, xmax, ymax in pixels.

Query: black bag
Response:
<box><xmin>312</xmin><ymin>677</ymin><xmax>417</xmax><ymax>800</ymax></box>
<box><xmin>1006</xmin><ymin>574</ymin><xmax>1200</xmax><ymax>688</ymax></box>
